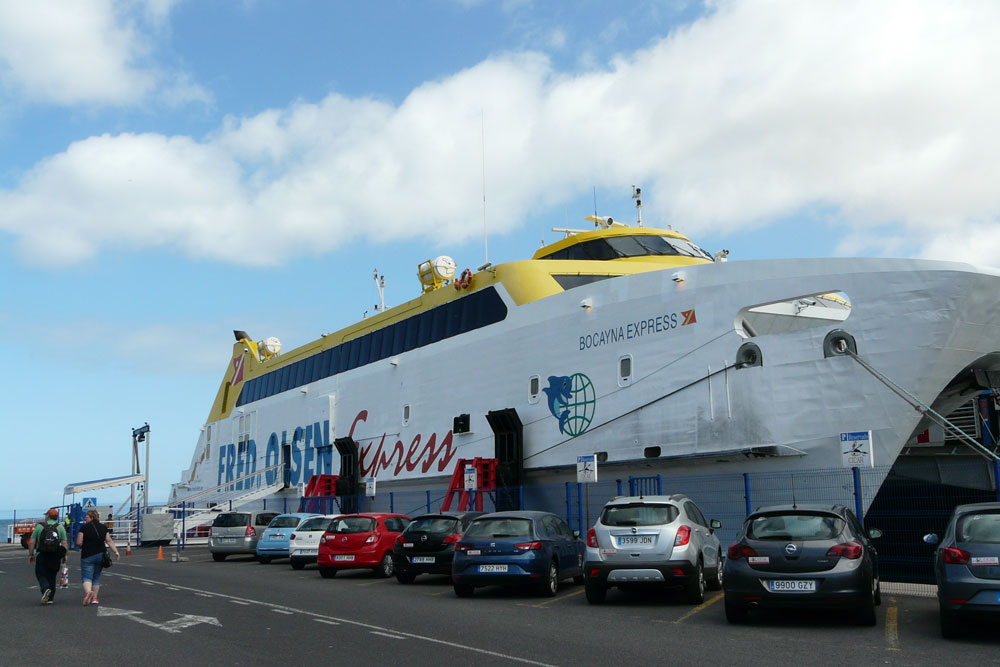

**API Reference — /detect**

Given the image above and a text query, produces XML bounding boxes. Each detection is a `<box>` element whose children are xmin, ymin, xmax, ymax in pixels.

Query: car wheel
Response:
<box><xmin>685</xmin><ymin>560</ymin><xmax>705</xmax><ymax>604</ymax></box>
<box><xmin>856</xmin><ymin>579</ymin><xmax>877</xmax><ymax>626</ymax></box>
<box><xmin>940</xmin><ymin>604</ymin><xmax>962</xmax><ymax>639</ymax></box>
<box><xmin>319</xmin><ymin>567</ymin><xmax>337</xmax><ymax>579</ymax></box>
<box><xmin>376</xmin><ymin>552</ymin><xmax>394</xmax><ymax>578</ymax></box>
<box><xmin>258</xmin><ymin>556</ymin><xmax>271</xmax><ymax>564</ymax></box>
<box><xmin>290</xmin><ymin>560</ymin><xmax>305</xmax><ymax>571</ymax></box>
<box><xmin>396</xmin><ymin>571</ymin><xmax>416</xmax><ymax>584</ymax></box>
<box><xmin>706</xmin><ymin>552</ymin><xmax>723</xmax><ymax>591</ymax></box>
<box><xmin>538</xmin><ymin>561</ymin><xmax>559</xmax><ymax>597</ymax></box>
<box><xmin>212</xmin><ymin>553</ymin><xmax>226</xmax><ymax>562</ymax></box>
<box><xmin>585</xmin><ymin>578</ymin><xmax>607</xmax><ymax>604</ymax></box>
<box><xmin>453</xmin><ymin>582</ymin><xmax>474</xmax><ymax>598</ymax></box>
<box><xmin>725</xmin><ymin>601</ymin><xmax>748</xmax><ymax>624</ymax></box>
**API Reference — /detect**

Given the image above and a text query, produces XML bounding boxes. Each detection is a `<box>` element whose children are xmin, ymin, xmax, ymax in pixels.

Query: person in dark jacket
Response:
<box><xmin>76</xmin><ymin>509</ymin><xmax>119</xmax><ymax>605</ymax></box>
<box><xmin>27</xmin><ymin>508</ymin><xmax>68</xmax><ymax>604</ymax></box>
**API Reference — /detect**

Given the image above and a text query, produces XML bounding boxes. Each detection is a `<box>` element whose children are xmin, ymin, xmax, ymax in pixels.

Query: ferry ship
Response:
<box><xmin>168</xmin><ymin>193</ymin><xmax>1000</xmax><ymax>514</ymax></box>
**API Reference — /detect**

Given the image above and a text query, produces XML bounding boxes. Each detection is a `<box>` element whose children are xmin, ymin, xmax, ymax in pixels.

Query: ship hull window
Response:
<box><xmin>551</xmin><ymin>274</ymin><xmax>615</xmax><ymax>290</ymax></box>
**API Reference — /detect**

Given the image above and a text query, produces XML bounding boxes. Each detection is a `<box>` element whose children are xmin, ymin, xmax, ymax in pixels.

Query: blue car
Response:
<box><xmin>452</xmin><ymin>511</ymin><xmax>585</xmax><ymax>597</ymax></box>
<box><xmin>256</xmin><ymin>513</ymin><xmax>322</xmax><ymax>564</ymax></box>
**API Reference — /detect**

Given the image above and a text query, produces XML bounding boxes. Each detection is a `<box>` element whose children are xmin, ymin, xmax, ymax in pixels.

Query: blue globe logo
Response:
<box><xmin>543</xmin><ymin>373</ymin><xmax>596</xmax><ymax>437</ymax></box>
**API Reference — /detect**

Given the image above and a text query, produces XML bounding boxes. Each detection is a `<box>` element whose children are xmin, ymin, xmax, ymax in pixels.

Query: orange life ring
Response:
<box><xmin>454</xmin><ymin>268</ymin><xmax>472</xmax><ymax>290</ymax></box>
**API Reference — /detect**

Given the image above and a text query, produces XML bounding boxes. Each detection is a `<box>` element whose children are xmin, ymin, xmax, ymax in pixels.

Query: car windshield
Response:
<box><xmin>298</xmin><ymin>517</ymin><xmax>334</xmax><ymax>531</ymax></box>
<box><xmin>405</xmin><ymin>517</ymin><xmax>460</xmax><ymax>535</ymax></box>
<box><xmin>464</xmin><ymin>518</ymin><xmax>533</xmax><ymax>538</ymax></box>
<box><xmin>601</xmin><ymin>503</ymin><xmax>678</xmax><ymax>527</ymax></box>
<box><xmin>747</xmin><ymin>513</ymin><xmax>845</xmax><ymax>540</ymax></box>
<box><xmin>212</xmin><ymin>513</ymin><xmax>250</xmax><ymax>528</ymax></box>
<box><xmin>330</xmin><ymin>517</ymin><xmax>376</xmax><ymax>534</ymax></box>
<box><xmin>268</xmin><ymin>516</ymin><xmax>302</xmax><ymax>529</ymax></box>
<box><xmin>957</xmin><ymin>511</ymin><xmax>1000</xmax><ymax>544</ymax></box>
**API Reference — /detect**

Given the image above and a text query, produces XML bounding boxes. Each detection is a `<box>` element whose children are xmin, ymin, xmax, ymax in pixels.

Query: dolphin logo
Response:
<box><xmin>543</xmin><ymin>375</ymin><xmax>573</xmax><ymax>433</ymax></box>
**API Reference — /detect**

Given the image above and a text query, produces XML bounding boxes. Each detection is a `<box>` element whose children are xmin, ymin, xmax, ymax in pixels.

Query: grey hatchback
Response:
<box><xmin>584</xmin><ymin>494</ymin><xmax>722</xmax><ymax>604</ymax></box>
<box><xmin>209</xmin><ymin>510</ymin><xmax>280</xmax><ymax>561</ymax></box>
<box><xmin>924</xmin><ymin>502</ymin><xmax>1000</xmax><ymax>638</ymax></box>
<box><xmin>723</xmin><ymin>504</ymin><xmax>881</xmax><ymax>625</ymax></box>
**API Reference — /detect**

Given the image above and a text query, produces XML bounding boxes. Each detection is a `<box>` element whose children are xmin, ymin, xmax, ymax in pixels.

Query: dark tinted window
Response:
<box><xmin>684</xmin><ymin>502</ymin><xmax>708</xmax><ymax>528</ymax></box>
<box><xmin>405</xmin><ymin>516</ymin><xmax>461</xmax><ymax>535</ymax></box>
<box><xmin>551</xmin><ymin>274</ymin><xmax>615</xmax><ymax>290</ymax></box>
<box><xmin>957</xmin><ymin>511</ymin><xmax>1000</xmax><ymax>544</ymax></box>
<box><xmin>268</xmin><ymin>516</ymin><xmax>302</xmax><ymax>529</ymax></box>
<box><xmin>465</xmin><ymin>518</ymin><xmax>534</xmax><ymax>538</ymax></box>
<box><xmin>601</xmin><ymin>503</ymin><xmax>678</xmax><ymax>527</ymax></box>
<box><xmin>330</xmin><ymin>516</ymin><xmax>376</xmax><ymax>534</ymax></box>
<box><xmin>539</xmin><ymin>234</ymin><xmax>712</xmax><ymax>261</ymax></box>
<box><xmin>212</xmin><ymin>513</ymin><xmax>250</xmax><ymax>528</ymax></box>
<box><xmin>256</xmin><ymin>512</ymin><xmax>279</xmax><ymax>526</ymax></box>
<box><xmin>747</xmin><ymin>513</ymin><xmax>845</xmax><ymax>540</ymax></box>
<box><xmin>358</xmin><ymin>334</ymin><xmax>372</xmax><ymax>365</ymax></box>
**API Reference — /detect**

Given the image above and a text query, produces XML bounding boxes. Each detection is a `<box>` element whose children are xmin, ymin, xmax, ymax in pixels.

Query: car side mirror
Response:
<box><xmin>572</xmin><ymin>529</ymin><xmax>581</xmax><ymax>539</ymax></box>
<box><xmin>710</xmin><ymin>519</ymin><xmax>722</xmax><ymax>530</ymax></box>
<box><xmin>867</xmin><ymin>528</ymin><xmax>882</xmax><ymax>539</ymax></box>
<box><xmin>923</xmin><ymin>533</ymin><xmax>939</xmax><ymax>545</ymax></box>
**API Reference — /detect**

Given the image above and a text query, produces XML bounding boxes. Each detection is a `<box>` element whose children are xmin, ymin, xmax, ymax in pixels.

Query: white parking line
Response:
<box><xmin>230</xmin><ymin>600</ymin><xmax>250</xmax><ymax>606</ymax></box>
<box><xmin>371</xmin><ymin>631</ymin><xmax>406</xmax><ymax>640</ymax></box>
<box><xmin>314</xmin><ymin>619</ymin><xmax>340</xmax><ymax>625</ymax></box>
<box><xmin>273</xmin><ymin>609</ymin><xmax>294</xmax><ymax>615</ymax></box>
<box><xmin>142</xmin><ymin>581</ymin><xmax>154</xmax><ymax>586</ymax></box>
<box><xmin>195</xmin><ymin>593</ymin><xmax>213</xmax><ymax>597</ymax></box>
<box><xmin>110</xmin><ymin>572</ymin><xmax>553</xmax><ymax>665</ymax></box>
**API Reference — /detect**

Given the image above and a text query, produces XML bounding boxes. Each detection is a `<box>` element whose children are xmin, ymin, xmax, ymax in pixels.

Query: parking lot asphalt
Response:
<box><xmin>2</xmin><ymin>543</ymin><xmax>998</xmax><ymax>666</ymax></box>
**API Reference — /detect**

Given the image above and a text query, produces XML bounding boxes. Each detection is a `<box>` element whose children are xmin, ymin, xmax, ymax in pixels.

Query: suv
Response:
<box><xmin>209</xmin><ymin>510</ymin><xmax>280</xmax><ymax>561</ymax></box>
<box><xmin>584</xmin><ymin>494</ymin><xmax>722</xmax><ymax>604</ymax></box>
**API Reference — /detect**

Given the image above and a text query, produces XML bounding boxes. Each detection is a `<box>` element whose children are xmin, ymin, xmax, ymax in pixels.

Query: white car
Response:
<box><xmin>289</xmin><ymin>514</ymin><xmax>340</xmax><ymax>570</ymax></box>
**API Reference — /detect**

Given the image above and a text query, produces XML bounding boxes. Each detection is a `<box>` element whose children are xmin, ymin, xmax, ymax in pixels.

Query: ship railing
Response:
<box><xmin>161</xmin><ymin>461</ymin><xmax>286</xmax><ymax>513</ymax></box>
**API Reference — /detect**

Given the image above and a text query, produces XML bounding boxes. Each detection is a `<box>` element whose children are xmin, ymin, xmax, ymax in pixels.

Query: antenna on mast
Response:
<box><xmin>481</xmin><ymin>109</ymin><xmax>489</xmax><ymax>266</ymax></box>
<box><xmin>373</xmin><ymin>268</ymin><xmax>386</xmax><ymax>313</ymax></box>
<box><xmin>632</xmin><ymin>184</ymin><xmax>642</xmax><ymax>227</ymax></box>
<box><xmin>593</xmin><ymin>186</ymin><xmax>598</xmax><ymax>217</ymax></box>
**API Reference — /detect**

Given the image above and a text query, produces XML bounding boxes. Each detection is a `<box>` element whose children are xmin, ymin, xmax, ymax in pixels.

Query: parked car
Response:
<box><xmin>256</xmin><ymin>513</ymin><xmax>322</xmax><ymax>564</ymax></box>
<box><xmin>451</xmin><ymin>511</ymin><xmax>585</xmax><ymax>598</ymax></box>
<box><xmin>584</xmin><ymin>494</ymin><xmax>722</xmax><ymax>605</ymax></box>
<box><xmin>392</xmin><ymin>511</ymin><xmax>483</xmax><ymax>583</ymax></box>
<box><xmin>209</xmin><ymin>510</ymin><xmax>281</xmax><ymax>561</ymax></box>
<box><xmin>289</xmin><ymin>514</ymin><xmax>340</xmax><ymax>570</ymax></box>
<box><xmin>924</xmin><ymin>501</ymin><xmax>1000</xmax><ymax>638</ymax></box>
<box><xmin>317</xmin><ymin>513</ymin><xmax>411</xmax><ymax>578</ymax></box>
<box><xmin>723</xmin><ymin>503</ymin><xmax>881</xmax><ymax>625</ymax></box>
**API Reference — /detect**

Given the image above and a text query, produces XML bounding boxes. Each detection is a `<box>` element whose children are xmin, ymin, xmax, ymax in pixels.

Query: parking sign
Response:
<box><xmin>577</xmin><ymin>455</ymin><xmax>598</xmax><ymax>483</ymax></box>
<box><xmin>840</xmin><ymin>431</ymin><xmax>874</xmax><ymax>467</ymax></box>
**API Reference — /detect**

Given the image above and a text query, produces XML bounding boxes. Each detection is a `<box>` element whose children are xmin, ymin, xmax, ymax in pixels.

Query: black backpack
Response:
<box><xmin>37</xmin><ymin>522</ymin><xmax>62</xmax><ymax>553</ymax></box>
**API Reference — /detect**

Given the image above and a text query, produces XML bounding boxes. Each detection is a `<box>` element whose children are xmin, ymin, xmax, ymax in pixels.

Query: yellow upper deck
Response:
<box><xmin>207</xmin><ymin>225</ymin><xmax>713</xmax><ymax>421</ymax></box>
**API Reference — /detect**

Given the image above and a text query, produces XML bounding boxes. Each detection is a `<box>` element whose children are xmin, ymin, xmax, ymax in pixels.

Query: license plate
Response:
<box><xmin>617</xmin><ymin>535</ymin><xmax>654</xmax><ymax>546</ymax></box>
<box><xmin>971</xmin><ymin>556</ymin><xmax>999</xmax><ymax>566</ymax></box>
<box><xmin>748</xmin><ymin>556</ymin><xmax>770</xmax><ymax>565</ymax></box>
<box><xmin>403</xmin><ymin>543</ymin><xmax>414</xmax><ymax>548</ymax></box>
<box><xmin>274</xmin><ymin>533</ymin><xmax>284</xmax><ymax>539</ymax></box>
<box><xmin>412</xmin><ymin>556</ymin><xmax>435</xmax><ymax>564</ymax></box>
<box><xmin>222</xmin><ymin>537</ymin><xmax>237</xmax><ymax>543</ymax></box>
<box><xmin>479</xmin><ymin>564</ymin><xmax>508</xmax><ymax>573</ymax></box>
<box><xmin>768</xmin><ymin>580</ymin><xmax>816</xmax><ymax>592</ymax></box>
<box><xmin>334</xmin><ymin>555</ymin><xmax>355</xmax><ymax>561</ymax></box>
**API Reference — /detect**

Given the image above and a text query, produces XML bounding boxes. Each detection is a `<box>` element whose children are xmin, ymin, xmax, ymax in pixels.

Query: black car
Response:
<box><xmin>391</xmin><ymin>511</ymin><xmax>483</xmax><ymax>583</ymax></box>
<box><xmin>723</xmin><ymin>504</ymin><xmax>882</xmax><ymax>625</ymax></box>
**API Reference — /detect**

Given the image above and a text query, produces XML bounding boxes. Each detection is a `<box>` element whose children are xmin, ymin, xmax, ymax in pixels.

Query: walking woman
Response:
<box><xmin>76</xmin><ymin>509</ymin><xmax>120</xmax><ymax>605</ymax></box>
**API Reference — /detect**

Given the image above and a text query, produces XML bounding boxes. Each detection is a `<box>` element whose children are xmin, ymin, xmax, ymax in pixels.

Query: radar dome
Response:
<box><xmin>260</xmin><ymin>337</ymin><xmax>281</xmax><ymax>357</ymax></box>
<box><xmin>431</xmin><ymin>256</ymin><xmax>456</xmax><ymax>280</ymax></box>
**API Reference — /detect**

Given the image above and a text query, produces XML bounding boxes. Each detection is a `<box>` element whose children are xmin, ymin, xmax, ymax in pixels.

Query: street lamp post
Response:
<box><xmin>132</xmin><ymin>423</ymin><xmax>150</xmax><ymax>513</ymax></box>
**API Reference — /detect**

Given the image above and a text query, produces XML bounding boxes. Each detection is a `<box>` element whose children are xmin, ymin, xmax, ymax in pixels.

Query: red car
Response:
<box><xmin>318</xmin><ymin>513</ymin><xmax>411</xmax><ymax>578</ymax></box>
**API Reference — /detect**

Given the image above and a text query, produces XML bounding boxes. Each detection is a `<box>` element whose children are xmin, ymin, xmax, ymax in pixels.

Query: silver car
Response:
<box><xmin>209</xmin><ymin>510</ymin><xmax>280</xmax><ymax>561</ymax></box>
<box><xmin>924</xmin><ymin>502</ymin><xmax>1000</xmax><ymax>638</ymax></box>
<box><xmin>584</xmin><ymin>494</ymin><xmax>722</xmax><ymax>604</ymax></box>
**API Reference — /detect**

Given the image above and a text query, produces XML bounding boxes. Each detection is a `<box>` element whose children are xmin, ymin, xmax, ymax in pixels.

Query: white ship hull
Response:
<box><xmin>170</xmin><ymin>256</ymin><xmax>1000</xmax><ymax>509</ymax></box>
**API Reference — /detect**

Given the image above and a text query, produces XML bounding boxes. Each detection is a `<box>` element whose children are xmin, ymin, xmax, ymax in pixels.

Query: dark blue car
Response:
<box><xmin>451</xmin><ymin>511</ymin><xmax>585</xmax><ymax>597</ymax></box>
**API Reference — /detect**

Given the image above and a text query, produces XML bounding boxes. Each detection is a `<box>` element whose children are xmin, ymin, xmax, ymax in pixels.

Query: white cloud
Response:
<box><xmin>0</xmin><ymin>0</ymin><xmax>206</xmax><ymax>107</ymax></box>
<box><xmin>3</xmin><ymin>0</ymin><xmax>1000</xmax><ymax>266</ymax></box>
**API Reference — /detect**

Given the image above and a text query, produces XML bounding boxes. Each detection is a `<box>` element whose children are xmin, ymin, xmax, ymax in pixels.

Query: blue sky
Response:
<box><xmin>2</xmin><ymin>0</ymin><xmax>999</xmax><ymax>513</ymax></box>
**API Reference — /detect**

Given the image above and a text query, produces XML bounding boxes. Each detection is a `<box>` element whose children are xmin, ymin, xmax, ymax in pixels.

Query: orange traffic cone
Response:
<box><xmin>157</xmin><ymin>546</ymin><xmax>164</xmax><ymax>560</ymax></box>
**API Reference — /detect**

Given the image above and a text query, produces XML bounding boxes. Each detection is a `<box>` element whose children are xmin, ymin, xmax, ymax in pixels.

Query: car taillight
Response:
<box><xmin>442</xmin><ymin>533</ymin><xmax>462</xmax><ymax>545</ymax></box>
<box><xmin>394</xmin><ymin>534</ymin><xmax>405</xmax><ymax>546</ymax></box>
<box><xmin>289</xmin><ymin>534</ymin><xmax>296</xmax><ymax>540</ymax></box>
<box><xmin>674</xmin><ymin>525</ymin><xmax>691</xmax><ymax>547</ymax></box>
<box><xmin>586</xmin><ymin>527</ymin><xmax>599</xmax><ymax>548</ymax></box>
<box><xmin>245</xmin><ymin>526</ymin><xmax>256</xmax><ymax>538</ymax></box>
<box><xmin>514</xmin><ymin>541</ymin><xmax>544</xmax><ymax>550</ymax></box>
<box><xmin>454</xmin><ymin>542</ymin><xmax>471</xmax><ymax>552</ymax></box>
<box><xmin>826</xmin><ymin>541</ymin><xmax>863</xmax><ymax>559</ymax></box>
<box><xmin>727</xmin><ymin>543</ymin><xmax>758</xmax><ymax>560</ymax></box>
<box><xmin>320</xmin><ymin>533</ymin><xmax>331</xmax><ymax>544</ymax></box>
<box><xmin>365</xmin><ymin>532</ymin><xmax>378</xmax><ymax>544</ymax></box>
<box><xmin>942</xmin><ymin>547</ymin><xmax>971</xmax><ymax>565</ymax></box>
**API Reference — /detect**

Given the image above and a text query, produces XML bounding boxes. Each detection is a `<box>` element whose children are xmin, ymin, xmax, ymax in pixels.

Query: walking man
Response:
<box><xmin>28</xmin><ymin>508</ymin><xmax>69</xmax><ymax>604</ymax></box>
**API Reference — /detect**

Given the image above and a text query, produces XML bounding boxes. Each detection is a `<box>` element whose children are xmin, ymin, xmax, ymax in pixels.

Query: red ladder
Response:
<box><xmin>441</xmin><ymin>458</ymin><xmax>498</xmax><ymax>511</ymax></box>
<box><xmin>304</xmin><ymin>474</ymin><xmax>339</xmax><ymax>497</ymax></box>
